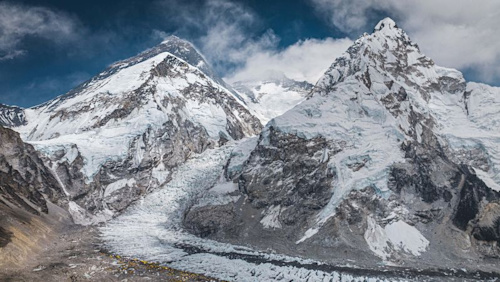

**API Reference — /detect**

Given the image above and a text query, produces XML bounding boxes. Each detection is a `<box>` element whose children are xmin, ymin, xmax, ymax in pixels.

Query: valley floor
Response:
<box><xmin>0</xmin><ymin>225</ymin><xmax>220</xmax><ymax>281</ymax></box>
<box><xmin>3</xmin><ymin>141</ymin><xmax>500</xmax><ymax>281</ymax></box>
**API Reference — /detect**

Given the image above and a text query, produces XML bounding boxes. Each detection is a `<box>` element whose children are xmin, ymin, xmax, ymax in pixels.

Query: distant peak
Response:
<box><xmin>374</xmin><ymin>17</ymin><xmax>398</xmax><ymax>32</ymax></box>
<box><xmin>159</xmin><ymin>35</ymin><xmax>196</xmax><ymax>50</ymax></box>
<box><xmin>161</xmin><ymin>35</ymin><xmax>187</xmax><ymax>44</ymax></box>
<box><xmin>155</xmin><ymin>35</ymin><xmax>228</xmax><ymax>87</ymax></box>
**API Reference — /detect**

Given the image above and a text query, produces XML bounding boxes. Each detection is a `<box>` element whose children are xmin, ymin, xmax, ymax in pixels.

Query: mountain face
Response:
<box><xmin>0</xmin><ymin>125</ymin><xmax>64</xmax><ymax>216</ymax></box>
<box><xmin>232</xmin><ymin>75</ymin><xmax>313</xmax><ymax>124</ymax></box>
<box><xmin>0</xmin><ymin>104</ymin><xmax>26</xmax><ymax>127</ymax></box>
<box><xmin>12</xmin><ymin>36</ymin><xmax>262</xmax><ymax>225</ymax></box>
<box><xmin>183</xmin><ymin>18</ymin><xmax>500</xmax><ymax>268</ymax></box>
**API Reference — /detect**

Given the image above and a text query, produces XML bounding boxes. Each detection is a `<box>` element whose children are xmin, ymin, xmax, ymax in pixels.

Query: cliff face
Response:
<box><xmin>0</xmin><ymin>125</ymin><xmax>67</xmax><ymax>267</ymax></box>
<box><xmin>0</xmin><ymin>125</ymin><xmax>64</xmax><ymax>215</ymax></box>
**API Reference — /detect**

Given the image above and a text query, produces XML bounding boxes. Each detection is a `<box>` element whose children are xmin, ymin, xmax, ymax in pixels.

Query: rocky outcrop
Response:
<box><xmin>240</xmin><ymin>127</ymin><xmax>335</xmax><ymax>224</ymax></box>
<box><xmin>0</xmin><ymin>126</ymin><xmax>64</xmax><ymax>215</ymax></box>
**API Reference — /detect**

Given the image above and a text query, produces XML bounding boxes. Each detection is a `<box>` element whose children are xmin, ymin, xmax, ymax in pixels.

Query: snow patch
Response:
<box><xmin>296</xmin><ymin>228</ymin><xmax>319</xmax><ymax>244</ymax></box>
<box><xmin>104</xmin><ymin>178</ymin><xmax>137</xmax><ymax>197</ymax></box>
<box><xmin>69</xmin><ymin>201</ymin><xmax>113</xmax><ymax>226</ymax></box>
<box><xmin>260</xmin><ymin>205</ymin><xmax>282</xmax><ymax>229</ymax></box>
<box><xmin>364</xmin><ymin>217</ymin><xmax>429</xmax><ymax>260</ymax></box>
<box><xmin>473</xmin><ymin>168</ymin><xmax>500</xmax><ymax>192</ymax></box>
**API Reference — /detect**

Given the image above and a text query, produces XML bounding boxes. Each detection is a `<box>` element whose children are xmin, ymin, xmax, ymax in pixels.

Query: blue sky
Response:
<box><xmin>1</xmin><ymin>0</ymin><xmax>499</xmax><ymax>107</ymax></box>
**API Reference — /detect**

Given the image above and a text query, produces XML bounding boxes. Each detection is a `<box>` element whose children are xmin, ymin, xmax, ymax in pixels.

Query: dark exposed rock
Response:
<box><xmin>452</xmin><ymin>166</ymin><xmax>500</xmax><ymax>230</ymax></box>
<box><xmin>0</xmin><ymin>226</ymin><xmax>12</xmax><ymax>248</ymax></box>
<box><xmin>0</xmin><ymin>126</ymin><xmax>64</xmax><ymax>214</ymax></box>
<box><xmin>184</xmin><ymin>204</ymin><xmax>239</xmax><ymax>238</ymax></box>
<box><xmin>239</xmin><ymin>127</ymin><xmax>335</xmax><ymax>222</ymax></box>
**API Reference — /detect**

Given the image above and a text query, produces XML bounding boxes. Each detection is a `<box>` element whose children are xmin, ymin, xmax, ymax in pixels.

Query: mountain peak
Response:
<box><xmin>160</xmin><ymin>35</ymin><xmax>198</xmax><ymax>53</ymax></box>
<box><xmin>156</xmin><ymin>35</ymin><xmax>206</xmax><ymax>67</ymax></box>
<box><xmin>371</xmin><ymin>17</ymin><xmax>406</xmax><ymax>41</ymax></box>
<box><xmin>156</xmin><ymin>35</ymin><xmax>231</xmax><ymax>87</ymax></box>
<box><xmin>161</xmin><ymin>35</ymin><xmax>190</xmax><ymax>45</ymax></box>
<box><xmin>374</xmin><ymin>17</ymin><xmax>398</xmax><ymax>32</ymax></box>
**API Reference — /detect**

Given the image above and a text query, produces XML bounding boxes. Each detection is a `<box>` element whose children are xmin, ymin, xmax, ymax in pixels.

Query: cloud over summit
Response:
<box><xmin>155</xmin><ymin>0</ymin><xmax>353</xmax><ymax>84</ymax></box>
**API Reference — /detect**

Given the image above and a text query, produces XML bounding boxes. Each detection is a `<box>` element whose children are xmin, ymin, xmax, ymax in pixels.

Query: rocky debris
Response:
<box><xmin>0</xmin><ymin>125</ymin><xmax>70</xmax><ymax>268</ymax></box>
<box><xmin>0</xmin><ymin>226</ymin><xmax>221</xmax><ymax>282</ymax></box>
<box><xmin>184</xmin><ymin>204</ymin><xmax>239</xmax><ymax>238</ymax></box>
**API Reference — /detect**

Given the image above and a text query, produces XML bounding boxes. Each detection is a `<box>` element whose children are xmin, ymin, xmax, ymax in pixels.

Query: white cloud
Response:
<box><xmin>155</xmin><ymin>0</ymin><xmax>353</xmax><ymax>84</ymax></box>
<box><xmin>197</xmin><ymin>0</ymin><xmax>278</xmax><ymax>72</ymax></box>
<box><xmin>154</xmin><ymin>0</ymin><xmax>275</xmax><ymax>72</ymax></box>
<box><xmin>0</xmin><ymin>2</ymin><xmax>82</xmax><ymax>60</ymax></box>
<box><xmin>226</xmin><ymin>37</ymin><xmax>353</xmax><ymax>84</ymax></box>
<box><xmin>308</xmin><ymin>0</ymin><xmax>500</xmax><ymax>83</ymax></box>
<box><xmin>198</xmin><ymin>1</ymin><xmax>353</xmax><ymax>84</ymax></box>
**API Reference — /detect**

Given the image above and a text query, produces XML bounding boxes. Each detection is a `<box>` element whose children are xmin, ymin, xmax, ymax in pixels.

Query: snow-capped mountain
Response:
<box><xmin>231</xmin><ymin>75</ymin><xmax>313</xmax><ymax>124</ymax></box>
<box><xmin>183</xmin><ymin>18</ymin><xmax>500</xmax><ymax>270</ymax></box>
<box><xmin>11</xmin><ymin>36</ymin><xmax>262</xmax><ymax>224</ymax></box>
<box><xmin>0</xmin><ymin>104</ymin><xmax>26</xmax><ymax>127</ymax></box>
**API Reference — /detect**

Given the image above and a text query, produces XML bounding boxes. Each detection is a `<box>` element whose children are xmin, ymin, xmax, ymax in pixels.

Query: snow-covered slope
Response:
<box><xmin>12</xmin><ymin>36</ymin><xmax>262</xmax><ymax>224</ymax></box>
<box><xmin>232</xmin><ymin>75</ymin><xmax>313</xmax><ymax>124</ymax></box>
<box><xmin>183</xmin><ymin>18</ymin><xmax>500</xmax><ymax>269</ymax></box>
